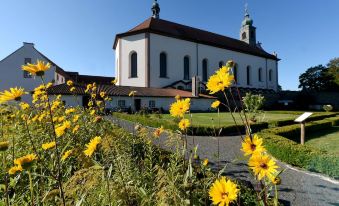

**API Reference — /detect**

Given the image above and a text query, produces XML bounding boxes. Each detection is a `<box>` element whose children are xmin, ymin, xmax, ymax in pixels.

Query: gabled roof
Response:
<box><xmin>114</xmin><ymin>17</ymin><xmax>278</xmax><ymax>60</ymax></box>
<box><xmin>65</xmin><ymin>72</ymin><xmax>115</xmax><ymax>85</ymax></box>
<box><xmin>47</xmin><ymin>83</ymin><xmax>215</xmax><ymax>99</ymax></box>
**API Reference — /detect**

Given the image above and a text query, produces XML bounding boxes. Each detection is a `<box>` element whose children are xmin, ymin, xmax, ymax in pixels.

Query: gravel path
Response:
<box><xmin>109</xmin><ymin>117</ymin><xmax>339</xmax><ymax>206</ymax></box>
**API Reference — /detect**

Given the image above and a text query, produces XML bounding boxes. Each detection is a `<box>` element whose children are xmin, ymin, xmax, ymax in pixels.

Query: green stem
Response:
<box><xmin>28</xmin><ymin>171</ymin><xmax>34</xmax><ymax>206</ymax></box>
<box><xmin>3</xmin><ymin>153</ymin><xmax>9</xmax><ymax>206</ymax></box>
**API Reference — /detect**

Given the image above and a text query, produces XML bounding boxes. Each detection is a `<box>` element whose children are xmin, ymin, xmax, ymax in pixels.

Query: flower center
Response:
<box><xmin>260</xmin><ymin>163</ymin><xmax>268</xmax><ymax>169</ymax></box>
<box><xmin>14</xmin><ymin>97</ymin><xmax>22</xmax><ymax>101</ymax></box>
<box><xmin>221</xmin><ymin>192</ymin><xmax>229</xmax><ymax>199</ymax></box>
<box><xmin>250</xmin><ymin>144</ymin><xmax>256</xmax><ymax>151</ymax></box>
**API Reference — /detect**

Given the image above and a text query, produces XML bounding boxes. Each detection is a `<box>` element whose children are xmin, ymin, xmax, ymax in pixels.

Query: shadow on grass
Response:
<box><xmin>305</xmin><ymin>126</ymin><xmax>339</xmax><ymax>141</ymax></box>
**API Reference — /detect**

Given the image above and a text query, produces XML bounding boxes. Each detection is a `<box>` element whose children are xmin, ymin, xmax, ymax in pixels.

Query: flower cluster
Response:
<box><xmin>206</xmin><ymin>61</ymin><xmax>234</xmax><ymax>94</ymax></box>
<box><xmin>9</xmin><ymin>154</ymin><xmax>37</xmax><ymax>174</ymax></box>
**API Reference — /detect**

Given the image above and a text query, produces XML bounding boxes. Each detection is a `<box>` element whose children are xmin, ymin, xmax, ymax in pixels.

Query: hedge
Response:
<box><xmin>258</xmin><ymin>132</ymin><xmax>339</xmax><ymax>179</ymax></box>
<box><xmin>259</xmin><ymin>116</ymin><xmax>339</xmax><ymax>179</ymax></box>
<box><xmin>269</xmin><ymin>112</ymin><xmax>337</xmax><ymax>127</ymax></box>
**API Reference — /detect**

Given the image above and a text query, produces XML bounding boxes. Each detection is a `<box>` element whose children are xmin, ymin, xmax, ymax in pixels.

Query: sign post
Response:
<box><xmin>294</xmin><ymin>112</ymin><xmax>313</xmax><ymax>145</ymax></box>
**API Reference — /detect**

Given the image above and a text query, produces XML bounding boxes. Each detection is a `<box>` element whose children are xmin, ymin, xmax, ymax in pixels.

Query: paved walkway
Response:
<box><xmin>110</xmin><ymin>117</ymin><xmax>339</xmax><ymax>206</ymax></box>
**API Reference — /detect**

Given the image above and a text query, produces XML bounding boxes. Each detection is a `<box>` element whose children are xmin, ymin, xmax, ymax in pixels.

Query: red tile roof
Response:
<box><xmin>47</xmin><ymin>84</ymin><xmax>215</xmax><ymax>99</ymax></box>
<box><xmin>113</xmin><ymin>17</ymin><xmax>278</xmax><ymax>60</ymax></box>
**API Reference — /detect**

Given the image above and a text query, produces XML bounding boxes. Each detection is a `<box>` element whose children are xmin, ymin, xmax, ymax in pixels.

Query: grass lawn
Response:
<box><xmin>305</xmin><ymin>126</ymin><xmax>339</xmax><ymax>155</ymax></box>
<box><xmin>157</xmin><ymin>111</ymin><xmax>301</xmax><ymax>126</ymax></box>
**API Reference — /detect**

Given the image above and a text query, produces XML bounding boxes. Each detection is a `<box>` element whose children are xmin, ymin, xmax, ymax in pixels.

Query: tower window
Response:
<box><xmin>183</xmin><ymin>56</ymin><xmax>190</xmax><ymax>80</ymax></box>
<box><xmin>202</xmin><ymin>59</ymin><xmax>208</xmax><ymax>82</ymax></box>
<box><xmin>246</xmin><ymin>66</ymin><xmax>251</xmax><ymax>85</ymax></box>
<box><xmin>130</xmin><ymin>52</ymin><xmax>138</xmax><ymax>78</ymax></box>
<box><xmin>160</xmin><ymin>52</ymin><xmax>167</xmax><ymax>78</ymax></box>
<box><xmin>258</xmin><ymin>68</ymin><xmax>262</xmax><ymax>82</ymax></box>
<box><xmin>242</xmin><ymin>32</ymin><xmax>247</xmax><ymax>40</ymax></box>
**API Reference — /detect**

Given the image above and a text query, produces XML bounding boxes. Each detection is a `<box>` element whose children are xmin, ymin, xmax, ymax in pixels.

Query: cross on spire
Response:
<box><xmin>151</xmin><ymin>0</ymin><xmax>160</xmax><ymax>19</ymax></box>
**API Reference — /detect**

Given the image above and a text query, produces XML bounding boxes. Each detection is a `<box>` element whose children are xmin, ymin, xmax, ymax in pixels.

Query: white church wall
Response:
<box><xmin>149</xmin><ymin>33</ymin><xmax>198</xmax><ymax>88</ymax></box>
<box><xmin>146</xmin><ymin>34</ymin><xmax>278</xmax><ymax>91</ymax></box>
<box><xmin>0</xmin><ymin>43</ymin><xmax>56</xmax><ymax>103</ymax></box>
<box><xmin>119</xmin><ymin>34</ymin><xmax>147</xmax><ymax>87</ymax></box>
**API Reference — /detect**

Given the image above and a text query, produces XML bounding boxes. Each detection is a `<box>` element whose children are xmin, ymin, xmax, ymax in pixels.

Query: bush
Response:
<box><xmin>258</xmin><ymin>132</ymin><xmax>339</xmax><ymax>179</ymax></box>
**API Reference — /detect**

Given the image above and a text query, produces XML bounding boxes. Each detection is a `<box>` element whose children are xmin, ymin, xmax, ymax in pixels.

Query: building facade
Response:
<box><xmin>114</xmin><ymin>1</ymin><xmax>279</xmax><ymax>91</ymax></box>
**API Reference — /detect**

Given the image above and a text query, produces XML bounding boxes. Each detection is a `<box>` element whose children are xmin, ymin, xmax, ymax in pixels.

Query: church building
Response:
<box><xmin>114</xmin><ymin>1</ymin><xmax>279</xmax><ymax>91</ymax></box>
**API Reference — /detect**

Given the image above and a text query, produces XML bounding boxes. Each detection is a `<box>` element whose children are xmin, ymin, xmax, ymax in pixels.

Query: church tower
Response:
<box><xmin>240</xmin><ymin>5</ymin><xmax>256</xmax><ymax>46</ymax></box>
<box><xmin>151</xmin><ymin>0</ymin><xmax>160</xmax><ymax>19</ymax></box>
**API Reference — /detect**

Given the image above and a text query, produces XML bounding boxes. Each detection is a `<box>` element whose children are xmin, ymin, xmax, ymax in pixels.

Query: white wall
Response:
<box><xmin>0</xmin><ymin>43</ymin><xmax>59</xmax><ymax>103</ymax></box>
<box><xmin>117</xmin><ymin>33</ymin><xmax>278</xmax><ymax>91</ymax></box>
<box><xmin>117</xmin><ymin>34</ymin><xmax>147</xmax><ymax>87</ymax></box>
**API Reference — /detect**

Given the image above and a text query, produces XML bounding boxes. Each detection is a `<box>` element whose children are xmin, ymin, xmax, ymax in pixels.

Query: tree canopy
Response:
<box><xmin>298</xmin><ymin>58</ymin><xmax>339</xmax><ymax>91</ymax></box>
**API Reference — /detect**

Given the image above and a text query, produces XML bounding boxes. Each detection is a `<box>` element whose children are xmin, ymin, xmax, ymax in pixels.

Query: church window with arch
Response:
<box><xmin>246</xmin><ymin>66</ymin><xmax>251</xmax><ymax>85</ymax></box>
<box><xmin>160</xmin><ymin>52</ymin><xmax>167</xmax><ymax>78</ymax></box>
<box><xmin>183</xmin><ymin>56</ymin><xmax>190</xmax><ymax>80</ymax></box>
<box><xmin>130</xmin><ymin>52</ymin><xmax>138</xmax><ymax>78</ymax></box>
<box><xmin>258</xmin><ymin>68</ymin><xmax>262</xmax><ymax>82</ymax></box>
<box><xmin>269</xmin><ymin>69</ymin><xmax>273</xmax><ymax>81</ymax></box>
<box><xmin>202</xmin><ymin>59</ymin><xmax>208</xmax><ymax>82</ymax></box>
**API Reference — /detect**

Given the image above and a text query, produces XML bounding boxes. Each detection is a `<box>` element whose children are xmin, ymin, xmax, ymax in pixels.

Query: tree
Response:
<box><xmin>327</xmin><ymin>57</ymin><xmax>339</xmax><ymax>86</ymax></box>
<box><xmin>298</xmin><ymin>65</ymin><xmax>327</xmax><ymax>91</ymax></box>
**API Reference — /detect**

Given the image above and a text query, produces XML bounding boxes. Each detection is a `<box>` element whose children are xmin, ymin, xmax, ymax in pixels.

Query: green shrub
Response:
<box><xmin>258</xmin><ymin>132</ymin><xmax>339</xmax><ymax>179</ymax></box>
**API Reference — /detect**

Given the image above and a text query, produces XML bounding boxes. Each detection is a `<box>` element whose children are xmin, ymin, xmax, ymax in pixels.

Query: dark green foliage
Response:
<box><xmin>259</xmin><ymin>116</ymin><xmax>339</xmax><ymax>179</ymax></box>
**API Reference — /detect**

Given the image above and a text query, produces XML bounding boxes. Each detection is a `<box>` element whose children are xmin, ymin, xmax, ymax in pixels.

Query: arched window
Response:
<box><xmin>232</xmin><ymin>64</ymin><xmax>238</xmax><ymax>83</ymax></box>
<box><xmin>258</xmin><ymin>68</ymin><xmax>262</xmax><ymax>82</ymax></box>
<box><xmin>219</xmin><ymin>61</ymin><xmax>224</xmax><ymax>68</ymax></box>
<box><xmin>183</xmin><ymin>56</ymin><xmax>190</xmax><ymax>80</ymax></box>
<box><xmin>242</xmin><ymin>32</ymin><xmax>247</xmax><ymax>40</ymax></box>
<box><xmin>202</xmin><ymin>59</ymin><xmax>208</xmax><ymax>82</ymax></box>
<box><xmin>160</xmin><ymin>52</ymin><xmax>167</xmax><ymax>78</ymax></box>
<box><xmin>269</xmin><ymin>69</ymin><xmax>273</xmax><ymax>81</ymax></box>
<box><xmin>246</xmin><ymin>66</ymin><xmax>251</xmax><ymax>85</ymax></box>
<box><xmin>130</xmin><ymin>52</ymin><xmax>137</xmax><ymax>78</ymax></box>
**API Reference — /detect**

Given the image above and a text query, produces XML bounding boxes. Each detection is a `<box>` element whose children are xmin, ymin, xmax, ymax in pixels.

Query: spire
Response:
<box><xmin>151</xmin><ymin>0</ymin><xmax>160</xmax><ymax>19</ymax></box>
<box><xmin>242</xmin><ymin>3</ymin><xmax>253</xmax><ymax>26</ymax></box>
<box><xmin>240</xmin><ymin>3</ymin><xmax>256</xmax><ymax>46</ymax></box>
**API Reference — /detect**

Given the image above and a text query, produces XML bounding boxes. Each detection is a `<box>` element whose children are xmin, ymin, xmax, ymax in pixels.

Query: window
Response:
<box><xmin>130</xmin><ymin>52</ymin><xmax>137</xmax><ymax>78</ymax></box>
<box><xmin>258</xmin><ymin>68</ymin><xmax>262</xmax><ymax>82</ymax></box>
<box><xmin>246</xmin><ymin>66</ymin><xmax>251</xmax><ymax>85</ymax></box>
<box><xmin>118</xmin><ymin>100</ymin><xmax>126</xmax><ymax>108</ymax></box>
<box><xmin>269</xmin><ymin>69</ymin><xmax>273</xmax><ymax>81</ymax></box>
<box><xmin>219</xmin><ymin>61</ymin><xmax>224</xmax><ymax>68</ymax></box>
<box><xmin>183</xmin><ymin>56</ymin><xmax>190</xmax><ymax>80</ymax></box>
<box><xmin>202</xmin><ymin>59</ymin><xmax>208</xmax><ymax>82</ymax></box>
<box><xmin>242</xmin><ymin>32</ymin><xmax>247</xmax><ymax>40</ymax></box>
<box><xmin>149</xmin><ymin>100</ymin><xmax>156</xmax><ymax>108</ymax></box>
<box><xmin>160</xmin><ymin>52</ymin><xmax>167</xmax><ymax>78</ymax></box>
<box><xmin>23</xmin><ymin>58</ymin><xmax>32</xmax><ymax>78</ymax></box>
<box><xmin>232</xmin><ymin>64</ymin><xmax>238</xmax><ymax>83</ymax></box>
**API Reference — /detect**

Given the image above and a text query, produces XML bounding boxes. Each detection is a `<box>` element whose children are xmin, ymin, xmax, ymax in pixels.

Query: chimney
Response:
<box><xmin>192</xmin><ymin>76</ymin><xmax>200</xmax><ymax>97</ymax></box>
<box><xmin>23</xmin><ymin>42</ymin><xmax>34</xmax><ymax>47</ymax></box>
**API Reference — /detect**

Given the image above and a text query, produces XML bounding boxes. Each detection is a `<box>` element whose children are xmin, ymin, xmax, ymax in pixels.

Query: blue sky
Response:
<box><xmin>0</xmin><ymin>0</ymin><xmax>338</xmax><ymax>90</ymax></box>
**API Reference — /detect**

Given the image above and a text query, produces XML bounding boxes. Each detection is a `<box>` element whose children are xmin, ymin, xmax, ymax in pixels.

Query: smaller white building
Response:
<box><xmin>47</xmin><ymin>84</ymin><xmax>215</xmax><ymax>112</ymax></box>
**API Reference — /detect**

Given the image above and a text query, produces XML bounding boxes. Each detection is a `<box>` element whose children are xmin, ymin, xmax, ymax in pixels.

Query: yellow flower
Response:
<box><xmin>91</xmin><ymin>94</ymin><xmax>96</xmax><ymax>99</ymax></box>
<box><xmin>153</xmin><ymin>126</ymin><xmax>164</xmax><ymax>137</ymax></box>
<box><xmin>178</xmin><ymin>118</ymin><xmax>190</xmax><ymax>130</ymax></box>
<box><xmin>128</xmin><ymin>91</ymin><xmax>137</xmax><ymax>97</ymax></box>
<box><xmin>90</xmin><ymin>110</ymin><xmax>96</xmax><ymax>116</ymax></box>
<box><xmin>270</xmin><ymin>175</ymin><xmax>281</xmax><ymax>185</ymax></box>
<box><xmin>175</xmin><ymin>95</ymin><xmax>181</xmax><ymax>100</ymax></box>
<box><xmin>22</xmin><ymin>60</ymin><xmax>51</xmax><ymax>76</ymax></box>
<box><xmin>84</xmin><ymin>136</ymin><xmax>101</xmax><ymax>157</ymax></box>
<box><xmin>209</xmin><ymin>176</ymin><xmax>239</xmax><ymax>206</ymax></box>
<box><xmin>0</xmin><ymin>141</ymin><xmax>9</xmax><ymax>151</ymax></box>
<box><xmin>9</xmin><ymin>165</ymin><xmax>23</xmax><ymax>175</ymax></box>
<box><xmin>100</xmin><ymin>92</ymin><xmax>106</xmax><ymax>98</ymax></box>
<box><xmin>14</xmin><ymin>154</ymin><xmax>37</xmax><ymax>169</ymax></box>
<box><xmin>46</xmin><ymin>82</ymin><xmax>53</xmax><ymax>88</ymax></box>
<box><xmin>248</xmin><ymin>154</ymin><xmax>279</xmax><ymax>180</ymax></box>
<box><xmin>241</xmin><ymin>134</ymin><xmax>266</xmax><ymax>156</ymax></box>
<box><xmin>42</xmin><ymin>141</ymin><xmax>56</xmax><ymax>150</ymax></box>
<box><xmin>111</xmin><ymin>79</ymin><xmax>118</xmax><ymax>85</ymax></box>
<box><xmin>61</xmin><ymin>149</ymin><xmax>73</xmax><ymax>161</ymax></box>
<box><xmin>211</xmin><ymin>100</ymin><xmax>221</xmax><ymax>109</ymax></box>
<box><xmin>70</xmin><ymin>87</ymin><xmax>76</xmax><ymax>92</ymax></box>
<box><xmin>206</xmin><ymin>66</ymin><xmax>234</xmax><ymax>94</ymax></box>
<box><xmin>0</xmin><ymin>87</ymin><xmax>27</xmax><ymax>103</ymax></box>
<box><xmin>20</xmin><ymin>102</ymin><xmax>30</xmax><ymax>110</ymax></box>
<box><xmin>65</xmin><ymin>108</ymin><xmax>75</xmax><ymax>115</ymax></box>
<box><xmin>58</xmin><ymin>116</ymin><xmax>66</xmax><ymax>122</ymax></box>
<box><xmin>67</xmin><ymin>80</ymin><xmax>73</xmax><ymax>86</ymax></box>
<box><xmin>72</xmin><ymin>125</ymin><xmax>80</xmax><ymax>134</ymax></box>
<box><xmin>203</xmin><ymin>158</ymin><xmax>209</xmax><ymax>166</ymax></box>
<box><xmin>169</xmin><ymin>98</ymin><xmax>190</xmax><ymax>118</ymax></box>
<box><xmin>73</xmin><ymin>115</ymin><xmax>79</xmax><ymax>122</ymax></box>
<box><xmin>85</xmin><ymin>84</ymin><xmax>92</xmax><ymax>93</ymax></box>
<box><xmin>55</xmin><ymin>121</ymin><xmax>71</xmax><ymax>137</ymax></box>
